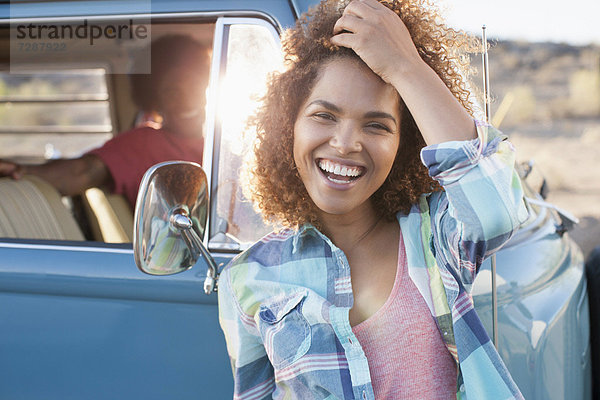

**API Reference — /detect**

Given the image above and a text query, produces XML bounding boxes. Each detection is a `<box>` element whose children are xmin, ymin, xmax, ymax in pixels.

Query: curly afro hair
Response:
<box><xmin>129</xmin><ymin>35</ymin><xmax>211</xmax><ymax>112</ymax></box>
<box><xmin>244</xmin><ymin>0</ymin><xmax>480</xmax><ymax>229</ymax></box>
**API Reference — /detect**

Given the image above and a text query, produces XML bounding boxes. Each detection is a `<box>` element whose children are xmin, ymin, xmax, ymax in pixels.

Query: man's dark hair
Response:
<box><xmin>129</xmin><ymin>34</ymin><xmax>211</xmax><ymax>111</ymax></box>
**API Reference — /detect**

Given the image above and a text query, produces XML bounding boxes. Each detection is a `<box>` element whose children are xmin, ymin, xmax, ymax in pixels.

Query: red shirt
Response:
<box><xmin>88</xmin><ymin>126</ymin><xmax>204</xmax><ymax>208</ymax></box>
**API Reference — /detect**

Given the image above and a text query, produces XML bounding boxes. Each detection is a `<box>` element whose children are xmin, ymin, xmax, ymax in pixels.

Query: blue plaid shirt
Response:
<box><xmin>218</xmin><ymin>122</ymin><xmax>528</xmax><ymax>399</ymax></box>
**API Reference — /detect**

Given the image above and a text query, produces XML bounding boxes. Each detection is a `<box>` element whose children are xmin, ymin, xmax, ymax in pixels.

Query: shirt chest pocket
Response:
<box><xmin>257</xmin><ymin>290</ymin><xmax>312</xmax><ymax>369</ymax></box>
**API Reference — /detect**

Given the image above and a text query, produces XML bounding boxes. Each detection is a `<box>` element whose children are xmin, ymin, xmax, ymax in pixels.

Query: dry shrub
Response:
<box><xmin>500</xmin><ymin>85</ymin><xmax>537</xmax><ymax>127</ymax></box>
<box><xmin>550</xmin><ymin>99</ymin><xmax>570</xmax><ymax>119</ymax></box>
<box><xmin>568</xmin><ymin>69</ymin><xmax>600</xmax><ymax>117</ymax></box>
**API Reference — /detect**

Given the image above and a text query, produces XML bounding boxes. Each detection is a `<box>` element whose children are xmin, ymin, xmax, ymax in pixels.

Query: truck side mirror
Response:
<box><xmin>133</xmin><ymin>161</ymin><xmax>218</xmax><ymax>294</ymax></box>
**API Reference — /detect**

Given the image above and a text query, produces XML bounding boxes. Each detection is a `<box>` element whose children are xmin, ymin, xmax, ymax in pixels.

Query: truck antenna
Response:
<box><xmin>482</xmin><ymin>25</ymin><xmax>499</xmax><ymax>350</ymax></box>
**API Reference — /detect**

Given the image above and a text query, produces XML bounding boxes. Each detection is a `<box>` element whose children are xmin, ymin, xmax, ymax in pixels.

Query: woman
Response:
<box><xmin>218</xmin><ymin>0</ymin><xmax>528</xmax><ymax>398</ymax></box>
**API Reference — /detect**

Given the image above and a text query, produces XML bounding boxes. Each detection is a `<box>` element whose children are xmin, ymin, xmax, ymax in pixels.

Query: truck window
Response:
<box><xmin>0</xmin><ymin>20</ymin><xmax>215</xmax><ymax>244</ymax></box>
<box><xmin>209</xmin><ymin>21</ymin><xmax>282</xmax><ymax>250</ymax></box>
<box><xmin>0</xmin><ymin>68</ymin><xmax>112</xmax><ymax>163</ymax></box>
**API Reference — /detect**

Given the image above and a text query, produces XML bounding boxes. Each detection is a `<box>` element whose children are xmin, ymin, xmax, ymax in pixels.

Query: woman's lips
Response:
<box><xmin>316</xmin><ymin>158</ymin><xmax>366</xmax><ymax>185</ymax></box>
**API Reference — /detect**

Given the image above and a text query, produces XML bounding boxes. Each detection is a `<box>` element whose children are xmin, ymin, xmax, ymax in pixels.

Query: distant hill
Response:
<box><xmin>471</xmin><ymin>40</ymin><xmax>600</xmax><ymax>130</ymax></box>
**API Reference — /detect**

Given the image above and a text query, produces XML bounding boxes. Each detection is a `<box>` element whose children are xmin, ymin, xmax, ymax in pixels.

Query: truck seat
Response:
<box><xmin>0</xmin><ymin>176</ymin><xmax>85</xmax><ymax>241</ymax></box>
<box><xmin>82</xmin><ymin>188</ymin><xmax>133</xmax><ymax>243</ymax></box>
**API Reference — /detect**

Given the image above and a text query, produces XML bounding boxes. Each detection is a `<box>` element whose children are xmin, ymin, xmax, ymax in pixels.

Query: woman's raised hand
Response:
<box><xmin>332</xmin><ymin>0</ymin><xmax>476</xmax><ymax>144</ymax></box>
<box><xmin>331</xmin><ymin>0</ymin><xmax>423</xmax><ymax>86</ymax></box>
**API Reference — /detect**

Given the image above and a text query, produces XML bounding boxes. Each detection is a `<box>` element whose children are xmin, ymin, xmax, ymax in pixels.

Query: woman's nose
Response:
<box><xmin>329</xmin><ymin>123</ymin><xmax>362</xmax><ymax>154</ymax></box>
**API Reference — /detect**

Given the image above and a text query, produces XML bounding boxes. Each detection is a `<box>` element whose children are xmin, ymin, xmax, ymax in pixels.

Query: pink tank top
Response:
<box><xmin>351</xmin><ymin>231</ymin><xmax>457</xmax><ymax>399</ymax></box>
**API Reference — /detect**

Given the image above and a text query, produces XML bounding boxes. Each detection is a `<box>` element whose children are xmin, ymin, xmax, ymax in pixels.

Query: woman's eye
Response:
<box><xmin>313</xmin><ymin>112</ymin><xmax>335</xmax><ymax>121</ymax></box>
<box><xmin>366</xmin><ymin>122</ymin><xmax>392</xmax><ymax>133</ymax></box>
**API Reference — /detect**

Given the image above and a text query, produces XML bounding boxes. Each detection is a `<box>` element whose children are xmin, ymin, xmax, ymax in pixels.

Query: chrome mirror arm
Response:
<box><xmin>170</xmin><ymin>209</ymin><xmax>219</xmax><ymax>295</ymax></box>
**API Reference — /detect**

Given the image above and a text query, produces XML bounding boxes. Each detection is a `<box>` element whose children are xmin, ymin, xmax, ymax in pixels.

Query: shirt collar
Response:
<box><xmin>292</xmin><ymin>223</ymin><xmax>334</xmax><ymax>254</ymax></box>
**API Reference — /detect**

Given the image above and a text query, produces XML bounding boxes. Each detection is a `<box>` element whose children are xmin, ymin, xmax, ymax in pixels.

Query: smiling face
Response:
<box><xmin>293</xmin><ymin>58</ymin><xmax>401</xmax><ymax>220</ymax></box>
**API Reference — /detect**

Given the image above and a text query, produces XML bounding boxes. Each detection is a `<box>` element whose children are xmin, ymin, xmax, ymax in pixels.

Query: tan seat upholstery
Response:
<box><xmin>0</xmin><ymin>175</ymin><xmax>84</xmax><ymax>241</ymax></box>
<box><xmin>82</xmin><ymin>188</ymin><xmax>133</xmax><ymax>243</ymax></box>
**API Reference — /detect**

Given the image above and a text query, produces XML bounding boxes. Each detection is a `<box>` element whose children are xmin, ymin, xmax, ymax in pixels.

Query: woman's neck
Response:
<box><xmin>318</xmin><ymin>204</ymin><xmax>386</xmax><ymax>254</ymax></box>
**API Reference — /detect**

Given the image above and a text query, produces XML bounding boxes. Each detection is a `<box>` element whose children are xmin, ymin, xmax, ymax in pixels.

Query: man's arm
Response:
<box><xmin>0</xmin><ymin>154</ymin><xmax>113</xmax><ymax>196</ymax></box>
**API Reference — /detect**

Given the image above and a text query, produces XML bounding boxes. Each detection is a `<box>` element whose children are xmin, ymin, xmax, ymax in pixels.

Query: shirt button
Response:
<box><xmin>443</xmin><ymin>331</ymin><xmax>448</xmax><ymax>336</ymax></box>
<box><xmin>460</xmin><ymin>384</ymin><xmax>465</xmax><ymax>392</ymax></box>
<box><xmin>362</xmin><ymin>390</ymin><xmax>367</xmax><ymax>399</ymax></box>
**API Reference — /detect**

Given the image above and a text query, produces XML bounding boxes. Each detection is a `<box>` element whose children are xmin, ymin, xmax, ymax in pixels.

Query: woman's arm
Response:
<box><xmin>331</xmin><ymin>0</ymin><xmax>476</xmax><ymax>145</ymax></box>
<box><xmin>421</xmin><ymin>123</ymin><xmax>529</xmax><ymax>287</ymax></box>
<box><xmin>218</xmin><ymin>266</ymin><xmax>275</xmax><ymax>399</ymax></box>
<box><xmin>330</xmin><ymin>0</ymin><xmax>528</xmax><ymax>286</ymax></box>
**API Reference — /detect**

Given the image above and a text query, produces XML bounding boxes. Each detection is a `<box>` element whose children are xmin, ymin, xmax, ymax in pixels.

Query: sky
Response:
<box><xmin>439</xmin><ymin>0</ymin><xmax>600</xmax><ymax>45</ymax></box>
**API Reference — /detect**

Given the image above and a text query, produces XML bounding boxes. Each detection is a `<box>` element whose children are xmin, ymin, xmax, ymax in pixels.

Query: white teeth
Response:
<box><xmin>318</xmin><ymin>160</ymin><xmax>362</xmax><ymax>177</ymax></box>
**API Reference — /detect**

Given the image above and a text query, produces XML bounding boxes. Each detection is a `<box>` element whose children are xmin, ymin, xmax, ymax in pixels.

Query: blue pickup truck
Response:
<box><xmin>0</xmin><ymin>1</ymin><xmax>592</xmax><ymax>399</ymax></box>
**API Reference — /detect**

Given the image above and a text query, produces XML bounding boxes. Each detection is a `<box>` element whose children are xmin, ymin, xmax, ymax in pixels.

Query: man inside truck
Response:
<box><xmin>0</xmin><ymin>34</ymin><xmax>211</xmax><ymax>210</ymax></box>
